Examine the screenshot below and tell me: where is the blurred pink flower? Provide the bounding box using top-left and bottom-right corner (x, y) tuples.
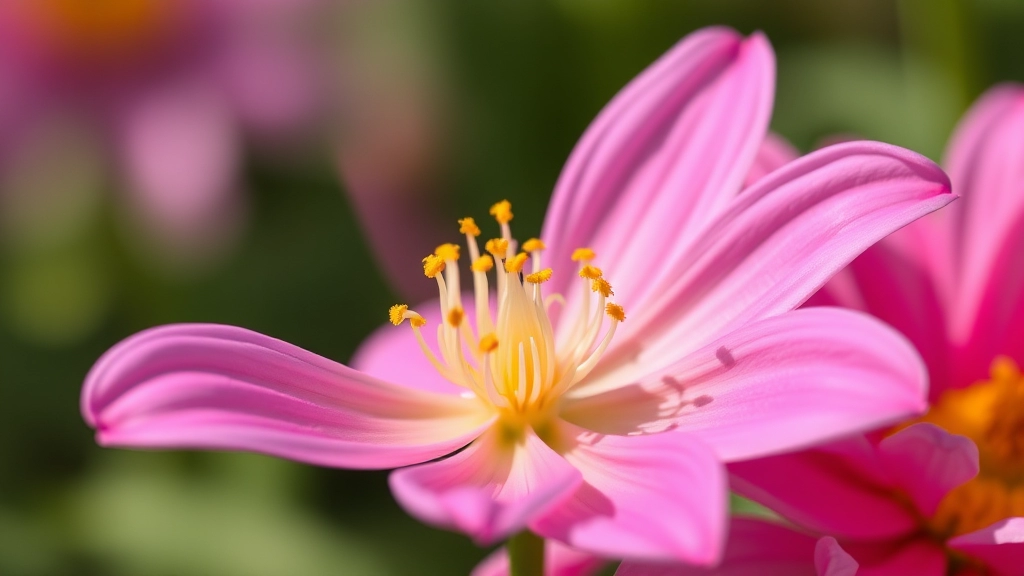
(0, 0), (325, 261)
(81, 27), (952, 565)
(695, 85), (1024, 575)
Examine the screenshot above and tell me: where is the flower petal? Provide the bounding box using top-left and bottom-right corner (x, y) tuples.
(814, 537), (858, 576)
(942, 85), (1024, 382)
(615, 518), (819, 576)
(842, 539), (947, 576)
(743, 132), (799, 189)
(83, 324), (494, 469)
(877, 423), (979, 517)
(471, 540), (605, 576)
(565, 307), (928, 463)
(389, 426), (582, 544)
(541, 27), (774, 328)
(532, 424), (726, 565)
(729, 445), (919, 540)
(589, 140), (952, 377)
(947, 517), (1024, 575)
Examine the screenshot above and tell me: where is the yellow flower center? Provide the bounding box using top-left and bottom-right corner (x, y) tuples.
(920, 357), (1024, 538)
(389, 200), (624, 442)
(17, 0), (180, 63)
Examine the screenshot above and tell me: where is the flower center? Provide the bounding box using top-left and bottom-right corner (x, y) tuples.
(16, 0), (180, 64)
(389, 200), (624, 438)
(920, 357), (1024, 538)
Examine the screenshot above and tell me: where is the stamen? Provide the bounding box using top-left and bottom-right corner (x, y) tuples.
(526, 269), (553, 284)
(579, 265), (603, 280)
(472, 255), (494, 272)
(389, 304), (408, 326)
(435, 243), (461, 261)
(422, 254), (446, 278)
(458, 217), (481, 237)
(571, 248), (596, 262)
(490, 200), (513, 224)
(480, 333), (499, 353)
(486, 238), (509, 258)
(592, 278), (614, 297)
(447, 307), (464, 327)
(606, 303), (626, 322)
(522, 238), (546, 252)
(505, 253), (529, 274)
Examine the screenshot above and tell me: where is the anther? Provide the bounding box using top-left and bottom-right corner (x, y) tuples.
(579, 265), (603, 280)
(526, 269), (553, 284)
(389, 304), (408, 326)
(447, 307), (464, 327)
(591, 278), (614, 297)
(571, 248), (596, 262)
(490, 200), (513, 224)
(422, 254), (446, 278)
(605, 303), (626, 322)
(485, 238), (509, 257)
(505, 252), (529, 274)
(992, 356), (1020, 382)
(435, 243), (461, 261)
(458, 217), (481, 237)
(410, 316), (427, 328)
(522, 238), (546, 252)
(479, 333), (499, 353)
(472, 255), (494, 272)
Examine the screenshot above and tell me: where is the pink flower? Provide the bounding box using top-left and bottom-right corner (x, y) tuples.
(0, 0), (325, 261)
(81, 27), (952, 565)
(640, 84), (1024, 575)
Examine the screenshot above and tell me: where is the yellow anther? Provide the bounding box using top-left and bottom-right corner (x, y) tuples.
(423, 254), (446, 278)
(505, 252), (529, 274)
(571, 248), (596, 262)
(592, 278), (614, 297)
(490, 200), (513, 224)
(479, 333), (499, 353)
(471, 255), (494, 272)
(435, 243), (461, 261)
(485, 238), (509, 257)
(992, 356), (1020, 382)
(522, 238), (546, 252)
(606, 303), (626, 322)
(389, 304), (408, 326)
(410, 316), (427, 328)
(458, 217), (481, 237)
(526, 269), (553, 284)
(579, 265), (603, 280)
(447, 307), (464, 327)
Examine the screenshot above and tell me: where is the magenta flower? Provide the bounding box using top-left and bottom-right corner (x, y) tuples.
(0, 0), (324, 259)
(633, 84), (1024, 575)
(82, 27), (952, 566)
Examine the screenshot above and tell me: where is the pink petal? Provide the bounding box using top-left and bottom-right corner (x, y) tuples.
(877, 423), (979, 517)
(942, 86), (1024, 382)
(814, 537), (858, 576)
(808, 221), (954, 399)
(472, 540), (605, 576)
(82, 324), (494, 469)
(729, 444), (918, 540)
(843, 539), (947, 576)
(590, 141), (952, 375)
(389, 427), (582, 544)
(947, 518), (1024, 575)
(532, 424), (726, 565)
(118, 80), (243, 254)
(615, 518), (819, 576)
(541, 27), (774, 328)
(565, 307), (928, 463)
(743, 132), (799, 189)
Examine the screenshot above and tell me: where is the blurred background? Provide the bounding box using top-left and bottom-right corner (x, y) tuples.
(0, 0), (1021, 574)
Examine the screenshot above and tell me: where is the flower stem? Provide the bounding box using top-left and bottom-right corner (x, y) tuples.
(508, 530), (544, 576)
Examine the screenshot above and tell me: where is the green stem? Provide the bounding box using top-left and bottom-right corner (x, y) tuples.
(508, 530), (544, 576)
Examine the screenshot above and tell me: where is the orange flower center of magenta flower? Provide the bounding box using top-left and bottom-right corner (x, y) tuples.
(18, 0), (181, 63)
(920, 357), (1024, 538)
(388, 201), (624, 443)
